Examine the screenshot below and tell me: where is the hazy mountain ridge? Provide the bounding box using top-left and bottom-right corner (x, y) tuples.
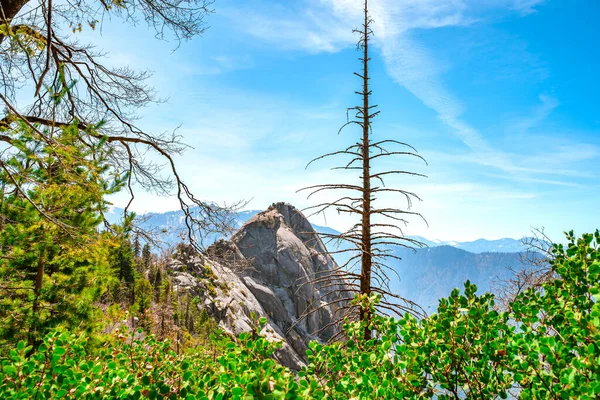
(408, 235), (527, 254)
(107, 207), (528, 254)
(108, 206), (532, 311)
(391, 246), (525, 311)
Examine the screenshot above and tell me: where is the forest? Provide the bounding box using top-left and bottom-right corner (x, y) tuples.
(1, 0), (599, 398)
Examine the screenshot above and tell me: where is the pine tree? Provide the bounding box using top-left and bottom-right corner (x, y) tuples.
(141, 243), (152, 271)
(0, 122), (122, 350)
(110, 234), (137, 304)
(133, 235), (141, 260)
(134, 278), (154, 333)
(153, 267), (163, 302)
(157, 278), (173, 340)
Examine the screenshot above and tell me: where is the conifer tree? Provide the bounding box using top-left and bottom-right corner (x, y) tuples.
(110, 237), (136, 302)
(134, 278), (154, 333)
(141, 243), (152, 271)
(156, 277), (173, 340)
(300, 0), (427, 339)
(152, 268), (163, 302)
(133, 235), (142, 260)
(0, 122), (120, 349)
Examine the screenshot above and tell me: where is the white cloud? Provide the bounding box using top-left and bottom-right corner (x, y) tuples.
(221, 2), (354, 53)
(223, 0), (564, 180)
(510, 0), (546, 15)
(512, 94), (559, 133)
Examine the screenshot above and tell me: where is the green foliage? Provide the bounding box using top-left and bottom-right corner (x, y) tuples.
(108, 222), (137, 304)
(150, 266), (163, 302)
(133, 235), (141, 260)
(508, 230), (600, 398)
(0, 319), (299, 399)
(2, 229), (600, 399)
(397, 285), (514, 399)
(135, 278), (154, 333)
(298, 230), (600, 399)
(141, 244), (152, 271)
(0, 122), (122, 351)
(299, 294), (409, 399)
(301, 288), (514, 399)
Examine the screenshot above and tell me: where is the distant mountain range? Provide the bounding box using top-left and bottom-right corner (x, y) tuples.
(409, 236), (527, 254)
(106, 207), (528, 254)
(106, 206), (535, 312)
(105, 207), (262, 245)
(390, 246), (525, 311)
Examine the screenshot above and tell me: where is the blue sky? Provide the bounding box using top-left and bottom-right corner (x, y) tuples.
(97, 0), (599, 242)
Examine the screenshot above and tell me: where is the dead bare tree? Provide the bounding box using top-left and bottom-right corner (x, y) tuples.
(298, 0), (427, 340)
(0, 0), (238, 250)
(492, 227), (557, 311)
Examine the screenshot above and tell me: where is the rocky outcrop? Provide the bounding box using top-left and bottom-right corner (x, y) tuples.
(167, 202), (350, 369)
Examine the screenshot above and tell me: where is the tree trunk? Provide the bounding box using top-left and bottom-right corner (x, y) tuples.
(359, 0), (372, 341)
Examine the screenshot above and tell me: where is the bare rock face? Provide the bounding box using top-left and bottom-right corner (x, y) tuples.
(230, 203), (349, 342)
(167, 202), (350, 369)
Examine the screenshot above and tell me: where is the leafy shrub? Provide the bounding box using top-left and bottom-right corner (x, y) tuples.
(301, 231), (600, 399)
(508, 230), (600, 399)
(299, 290), (513, 399)
(2, 231), (600, 399)
(0, 318), (298, 399)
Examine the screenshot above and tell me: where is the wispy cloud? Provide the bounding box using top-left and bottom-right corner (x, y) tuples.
(511, 94), (559, 133)
(223, 0), (568, 180)
(222, 2), (354, 53)
(510, 0), (546, 15)
(380, 33), (485, 150)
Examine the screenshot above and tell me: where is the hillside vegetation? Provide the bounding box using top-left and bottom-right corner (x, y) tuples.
(1, 226), (600, 398)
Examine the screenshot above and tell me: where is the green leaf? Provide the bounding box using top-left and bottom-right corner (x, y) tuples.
(3, 365), (17, 375)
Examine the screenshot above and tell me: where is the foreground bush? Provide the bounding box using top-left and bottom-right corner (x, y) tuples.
(2, 231), (599, 399)
(302, 231), (600, 399)
(0, 318), (299, 399)
(300, 287), (514, 399)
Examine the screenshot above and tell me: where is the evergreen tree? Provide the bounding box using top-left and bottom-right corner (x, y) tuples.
(0, 122), (123, 350)
(109, 230), (137, 304)
(156, 278), (173, 340)
(141, 243), (152, 271)
(133, 235), (141, 260)
(152, 267), (163, 302)
(134, 278), (154, 333)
